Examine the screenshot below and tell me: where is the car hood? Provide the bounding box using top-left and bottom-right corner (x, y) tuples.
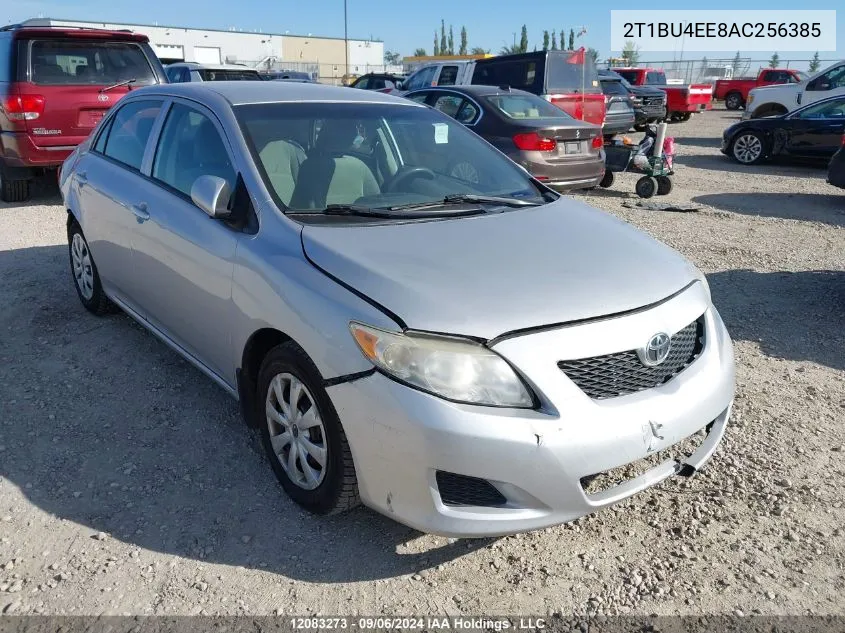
(300, 199), (700, 340)
(629, 85), (666, 97)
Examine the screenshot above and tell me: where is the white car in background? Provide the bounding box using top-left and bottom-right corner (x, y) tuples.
(164, 62), (263, 83)
(744, 60), (845, 119)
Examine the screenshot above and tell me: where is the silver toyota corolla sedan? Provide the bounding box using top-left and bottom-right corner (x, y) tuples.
(60, 82), (735, 537)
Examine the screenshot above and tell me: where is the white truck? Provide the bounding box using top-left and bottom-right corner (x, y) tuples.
(743, 60), (845, 119)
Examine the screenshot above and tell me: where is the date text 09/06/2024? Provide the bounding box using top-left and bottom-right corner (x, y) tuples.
(289, 617), (549, 631)
(622, 22), (822, 39)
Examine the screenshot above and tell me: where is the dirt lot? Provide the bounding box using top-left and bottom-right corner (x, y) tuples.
(1, 108), (843, 618)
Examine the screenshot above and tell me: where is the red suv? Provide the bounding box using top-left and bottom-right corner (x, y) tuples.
(0, 23), (167, 202)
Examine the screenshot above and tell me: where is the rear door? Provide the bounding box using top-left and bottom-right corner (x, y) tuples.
(16, 35), (161, 151)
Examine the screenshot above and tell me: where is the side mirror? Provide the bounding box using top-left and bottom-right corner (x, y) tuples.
(191, 175), (232, 219)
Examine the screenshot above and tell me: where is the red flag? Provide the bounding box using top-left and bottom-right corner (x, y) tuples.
(567, 46), (586, 64)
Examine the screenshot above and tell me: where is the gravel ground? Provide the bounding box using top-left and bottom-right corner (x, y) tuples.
(1, 108), (843, 618)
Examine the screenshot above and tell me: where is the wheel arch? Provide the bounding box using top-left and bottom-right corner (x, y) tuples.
(237, 327), (294, 428)
(751, 103), (788, 118)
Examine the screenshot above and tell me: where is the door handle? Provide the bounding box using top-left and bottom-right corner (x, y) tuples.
(130, 202), (150, 222)
(76, 171), (87, 186)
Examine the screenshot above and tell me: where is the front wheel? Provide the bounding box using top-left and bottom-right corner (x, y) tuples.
(258, 341), (359, 515)
(599, 170), (615, 188)
(731, 131), (766, 164)
(635, 176), (658, 198)
(68, 221), (116, 315)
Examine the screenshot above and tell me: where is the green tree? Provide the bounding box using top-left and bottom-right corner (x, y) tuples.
(414, 47), (426, 57)
(440, 20), (447, 56)
(731, 51), (742, 74)
(470, 46), (489, 55)
(621, 40), (640, 64)
(700, 56), (709, 73)
(586, 48), (599, 65)
(433, 31), (439, 56)
(448, 25), (454, 55)
(384, 51), (401, 65)
(459, 26), (468, 55)
(560, 30), (566, 49)
(542, 30), (550, 51)
(808, 51), (821, 73)
(568, 28), (575, 50)
(500, 43), (521, 55)
(519, 25), (528, 53)
(769, 52), (780, 68)
(551, 31), (557, 50)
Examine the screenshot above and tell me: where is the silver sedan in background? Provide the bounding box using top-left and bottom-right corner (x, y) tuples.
(60, 82), (735, 537)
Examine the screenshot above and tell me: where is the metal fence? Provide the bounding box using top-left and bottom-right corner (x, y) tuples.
(239, 59), (404, 85)
(602, 57), (840, 85)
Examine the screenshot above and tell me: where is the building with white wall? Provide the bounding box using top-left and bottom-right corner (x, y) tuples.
(26, 18), (385, 81)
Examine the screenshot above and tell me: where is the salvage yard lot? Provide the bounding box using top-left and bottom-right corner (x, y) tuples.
(0, 108), (843, 617)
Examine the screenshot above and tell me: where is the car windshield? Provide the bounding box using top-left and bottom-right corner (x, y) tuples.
(236, 102), (547, 214)
(795, 71), (810, 82)
(28, 39), (156, 86)
(198, 69), (260, 81)
(483, 94), (571, 119)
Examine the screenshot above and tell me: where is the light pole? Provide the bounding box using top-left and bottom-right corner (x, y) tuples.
(344, 0), (349, 79)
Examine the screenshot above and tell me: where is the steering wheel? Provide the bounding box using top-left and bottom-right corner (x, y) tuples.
(385, 166), (436, 192)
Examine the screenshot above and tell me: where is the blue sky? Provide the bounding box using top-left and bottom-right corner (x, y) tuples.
(6, 0), (843, 68)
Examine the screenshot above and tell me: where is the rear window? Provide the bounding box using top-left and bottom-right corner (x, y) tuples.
(198, 69), (260, 81)
(484, 94), (571, 120)
(645, 71), (666, 85)
(27, 39), (156, 86)
(614, 70), (638, 84)
(600, 79), (629, 96)
(546, 52), (600, 94)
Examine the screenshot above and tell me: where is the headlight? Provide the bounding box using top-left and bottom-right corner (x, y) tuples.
(349, 323), (535, 408)
(747, 93), (755, 105)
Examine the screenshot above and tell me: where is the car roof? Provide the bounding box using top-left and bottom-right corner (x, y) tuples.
(407, 85), (536, 98)
(0, 24), (148, 42)
(132, 81), (426, 107)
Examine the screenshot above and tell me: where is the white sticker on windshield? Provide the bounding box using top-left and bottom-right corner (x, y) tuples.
(433, 123), (449, 144)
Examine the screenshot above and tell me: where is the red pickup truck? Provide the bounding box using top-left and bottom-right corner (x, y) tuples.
(713, 68), (808, 110)
(611, 67), (712, 122)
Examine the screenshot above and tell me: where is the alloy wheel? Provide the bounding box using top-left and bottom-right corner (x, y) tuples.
(265, 372), (328, 490)
(71, 233), (95, 300)
(733, 134), (762, 164)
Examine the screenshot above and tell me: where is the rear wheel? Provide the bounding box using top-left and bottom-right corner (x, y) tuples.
(656, 175), (673, 195)
(0, 165), (31, 203)
(258, 341), (359, 515)
(599, 170), (615, 188)
(635, 176), (658, 198)
(68, 220), (117, 315)
(725, 92), (743, 110)
(731, 131), (766, 164)
(676, 112), (692, 122)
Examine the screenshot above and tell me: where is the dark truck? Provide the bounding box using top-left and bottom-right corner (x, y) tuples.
(599, 69), (666, 130)
(714, 68), (808, 110)
(611, 67), (712, 122)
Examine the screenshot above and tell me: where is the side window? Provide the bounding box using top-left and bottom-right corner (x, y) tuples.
(798, 98), (845, 119)
(165, 66), (182, 82)
(432, 94), (463, 119)
(438, 66), (459, 86)
(0, 35), (11, 83)
(152, 103), (235, 198)
(355, 77), (370, 89)
(101, 100), (162, 171)
(762, 71), (776, 82)
(408, 92), (431, 104)
(809, 65), (845, 91)
(456, 100), (479, 124)
(93, 115), (115, 154)
(406, 66), (436, 91)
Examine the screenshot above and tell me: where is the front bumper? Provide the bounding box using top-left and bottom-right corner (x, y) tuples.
(328, 282), (735, 537)
(635, 104), (667, 124)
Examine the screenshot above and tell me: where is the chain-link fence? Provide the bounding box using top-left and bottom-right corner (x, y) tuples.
(239, 59), (404, 85)
(602, 57), (840, 85)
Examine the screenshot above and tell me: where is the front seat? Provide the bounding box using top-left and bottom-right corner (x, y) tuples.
(288, 119), (379, 209)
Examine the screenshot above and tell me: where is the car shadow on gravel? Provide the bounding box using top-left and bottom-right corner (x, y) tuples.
(676, 153), (829, 177)
(693, 192), (845, 226)
(0, 244), (497, 584)
(676, 137), (722, 149)
(707, 269), (845, 371)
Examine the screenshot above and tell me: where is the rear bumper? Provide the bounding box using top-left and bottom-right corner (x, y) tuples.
(0, 131), (76, 170)
(509, 150), (605, 191)
(671, 102), (712, 113)
(603, 112), (636, 136)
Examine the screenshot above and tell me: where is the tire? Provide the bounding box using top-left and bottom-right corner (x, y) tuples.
(676, 112), (692, 122)
(599, 170), (615, 188)
(0, 168), (31, 203)
(67, 220), (117, 315)
(257, 341), (359, 515)
(656, 175), (673, 195)
(635, 176), (658, 198)
(731, 131), (767, 165)
(725, 92), (743, 110)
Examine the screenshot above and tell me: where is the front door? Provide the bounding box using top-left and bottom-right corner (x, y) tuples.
(786, 97), (845, 158)
(128, 100), (241, 382)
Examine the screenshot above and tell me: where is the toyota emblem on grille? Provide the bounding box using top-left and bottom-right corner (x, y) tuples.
(637, 332), (671, 367)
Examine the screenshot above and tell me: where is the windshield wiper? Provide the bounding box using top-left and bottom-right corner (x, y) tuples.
(388, 193), (541, 212)
(297, 204), (487, 219)
(100, 78), (136, 93)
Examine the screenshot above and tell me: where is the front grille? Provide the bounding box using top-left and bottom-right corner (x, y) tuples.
(558, 317), (705, 400)
(643, 96), (666, 106)
(436, 471), (507, 507)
